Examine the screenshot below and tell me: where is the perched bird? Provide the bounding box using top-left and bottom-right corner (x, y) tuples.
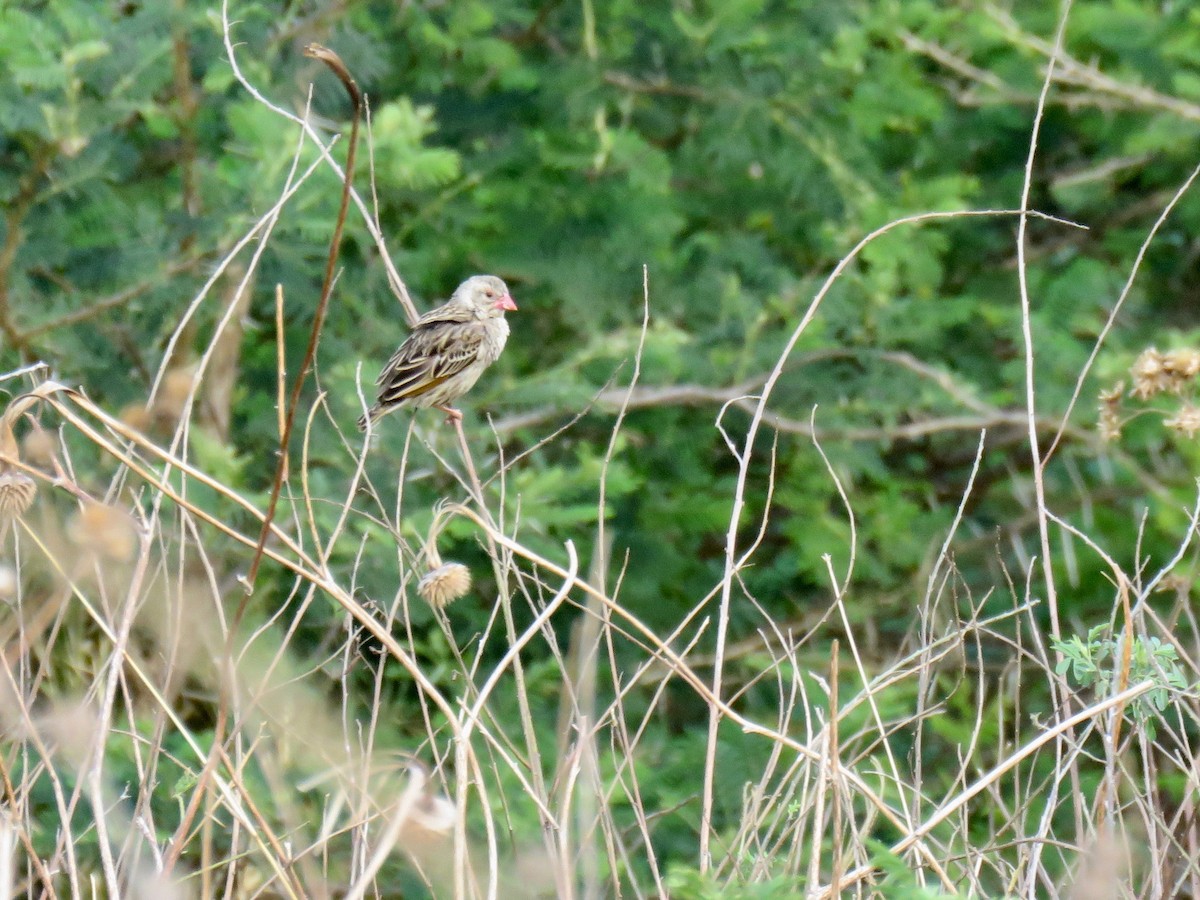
(358, 275), (517, 429)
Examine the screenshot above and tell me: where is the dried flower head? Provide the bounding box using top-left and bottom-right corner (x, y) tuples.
(1130, 346), (1200, 399)
(1098, 409), (1121, 442)
(1099, 382), (1124, 405)
(417, 562), (471, 610)
(1130, 348), (1169, 399)
(157, 367), (196, 423)
(1162, 348), (1200, 385)
(1165, 404), (1200, 439)
(119, 403), (153, 433)
(409, 783), (457, 835)
(1098, 381), (1124, 442)
(21, 428), (56, 468)
(68, 502), (139, 561)
(0, 470), (37, 519)
(388, 760), (457, 835)
(0, 563), (15, 602)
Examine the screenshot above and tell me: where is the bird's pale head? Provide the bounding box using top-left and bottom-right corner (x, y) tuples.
(454, 274), (517, 317)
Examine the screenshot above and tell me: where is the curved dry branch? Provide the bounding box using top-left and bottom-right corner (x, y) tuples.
(246, 43), (362, 593)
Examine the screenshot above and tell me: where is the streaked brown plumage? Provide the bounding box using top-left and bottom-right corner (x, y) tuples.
(358, 275), (517, 429)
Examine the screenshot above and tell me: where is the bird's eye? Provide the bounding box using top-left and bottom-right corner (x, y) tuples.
(483, 289), (494, 297)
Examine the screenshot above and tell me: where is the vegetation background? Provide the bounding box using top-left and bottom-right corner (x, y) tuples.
(2, 0), (1200, 897)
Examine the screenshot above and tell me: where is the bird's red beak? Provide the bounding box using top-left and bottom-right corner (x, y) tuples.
(495, 293), (517, 312)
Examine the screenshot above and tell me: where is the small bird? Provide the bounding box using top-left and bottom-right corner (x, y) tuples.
(358, 275), (517, 429)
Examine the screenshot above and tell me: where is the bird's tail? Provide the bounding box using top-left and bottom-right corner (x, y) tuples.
(357, 405), (383, 432)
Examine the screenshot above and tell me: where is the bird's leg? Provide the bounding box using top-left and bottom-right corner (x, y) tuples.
(437, 405), (464, 425)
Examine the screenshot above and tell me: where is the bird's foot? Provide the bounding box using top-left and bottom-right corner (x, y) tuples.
(437, 405), (464, 425)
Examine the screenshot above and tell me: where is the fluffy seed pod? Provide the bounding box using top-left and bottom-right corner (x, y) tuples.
(1130, 348), (1169, 399)
(417, 562), (471, 611)
(0, 470), (37, 519)
(68, 502), (138, 561)
(119, 403), (153, 432)
(0, 562), (15, 601)
(21, 428), (56, 467)
(1162, 348), (1200, 385)
(1165, 404), (1200, 439)
(1098, 382), (1124, 442)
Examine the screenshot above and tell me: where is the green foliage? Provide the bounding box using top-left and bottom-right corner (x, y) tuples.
(6, 0), (1200, 893)
(665, 866), (803, 900)
(1053, 625), (1190, 735)
(866, 841), (973, 899)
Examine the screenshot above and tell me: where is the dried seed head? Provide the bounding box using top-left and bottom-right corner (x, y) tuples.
(417, 562), (471, 611)
(1131, 347), (1200, 399)
(154, 367), (196, 426)
(1162, 348), (1200, 385)
(391, 760), (456, 835)
(21, 428), (56, 468)
(1098, 381), (1124, 442)
(410, 786), (457, 835)
(1099, 382), (1124, 406)
(119, 403), (153, 432)
(0, 470), (37, 519)
(1165, 404), (1200, 439)
(0, 563), (15, 602)
(1098, 407), (1121, 442)
(68, 502), (139, 561)
(1131, 348), (1169, 399)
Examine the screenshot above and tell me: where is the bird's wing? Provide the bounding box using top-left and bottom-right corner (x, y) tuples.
(413, 301), (475, 329)
(376, 317), (485, 404)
